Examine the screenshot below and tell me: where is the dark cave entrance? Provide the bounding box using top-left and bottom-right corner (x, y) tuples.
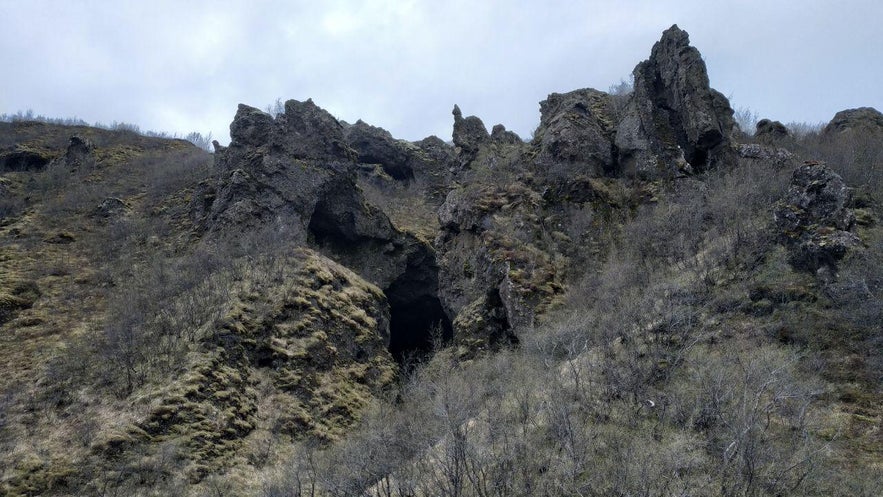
(0, 150), (50, 172)
(386, 289), (452, 364)
(384, 260), (453, 364)
(306, 196), (453, 364)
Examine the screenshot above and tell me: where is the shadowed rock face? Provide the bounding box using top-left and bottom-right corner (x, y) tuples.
(229, 104), (274, 147)
(616, 24), (735, 178)
(0, 149), (52, 172)
(274, 99), (356, 161)
(344, 120), (414, 180)
(491, 124), (522, 145)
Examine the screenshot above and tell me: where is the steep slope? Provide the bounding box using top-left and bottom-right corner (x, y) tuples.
(1, 24), (880, 497)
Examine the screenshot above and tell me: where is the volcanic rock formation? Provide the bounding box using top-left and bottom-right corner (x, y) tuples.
(615, 24), (736, 178)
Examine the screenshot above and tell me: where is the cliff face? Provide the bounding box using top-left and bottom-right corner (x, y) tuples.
(0, 25), (879, 497)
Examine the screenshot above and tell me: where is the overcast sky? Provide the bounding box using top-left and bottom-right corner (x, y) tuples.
(2, 1), (881, 144)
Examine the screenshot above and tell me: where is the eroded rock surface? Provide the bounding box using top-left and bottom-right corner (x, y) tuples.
(755, 119), (789, 143)
(197, 99), (452, 363)
(616, 24), (736, 178)
(345, 120), (414, 180)
(774, 161), (859, 271)
(452, 104), (490, 162)
(823, 107), (883, 136)
(534, 89), (618, 176)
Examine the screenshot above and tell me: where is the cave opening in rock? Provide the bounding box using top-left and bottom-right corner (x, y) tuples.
(386, 291), (452, 364)
(0, 151), (51, 172)
(307, 196), (453, 363)
(384, 257), (453, 364)
(687, 147), (708, 171)
(308, 197), (358, 248)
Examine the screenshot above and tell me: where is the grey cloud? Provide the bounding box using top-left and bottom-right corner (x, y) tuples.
(1, 0), (880, 144)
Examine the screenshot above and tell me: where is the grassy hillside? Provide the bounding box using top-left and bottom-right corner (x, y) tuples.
(0, 111), (880, 495)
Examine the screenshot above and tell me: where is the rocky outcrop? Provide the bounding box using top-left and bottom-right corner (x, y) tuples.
(275, 99), (355, 161)
(436, 180), (565, 345)
(344, 120), (414, 180)
(91, 197), (129, 220)
(415, 135), (455, 164)
(774, 161), (859, 271)
(228, 104), (274, 147)
(491, 124), (522, 145)
(534, 89), (618, 176)
(32, 135), (96, 173)
(615, 24), (736, 179)
(738, 143), (796, 168)
(197, 99), (452, 362)
(452, 105), (490, 161)
(200, 100), (361, 237)
(822, 107), (883, 136)
(62, 136), (93, 168)
(755, 119), (789, 143)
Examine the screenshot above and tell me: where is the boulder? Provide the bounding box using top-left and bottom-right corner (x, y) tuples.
(774, 161), (859, 271)
(91, 197), (129, 220)
(738, 143), (796, 168)
(615, 25), (736, 179)
(534, 88), (617, 176)
(822, 107), (883, 136)
(755, 119), (789, 143)
(51, 135), (95, 172)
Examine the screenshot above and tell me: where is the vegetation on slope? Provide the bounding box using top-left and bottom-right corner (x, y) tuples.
(258, 125), (882, 497)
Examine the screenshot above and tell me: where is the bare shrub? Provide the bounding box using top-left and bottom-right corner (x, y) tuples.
(668, 345), (825, 497)
(608, 77), (633, 120)
(0, 192), (25, 222)
(817, 129), (883, 193)
(140, 148), (213, 203)
(733, 106), (759, 137)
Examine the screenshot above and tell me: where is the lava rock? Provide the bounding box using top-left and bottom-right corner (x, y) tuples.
(272, 99), (355, 161)
(615, 25), (736, 179)
(452, 104), (490, 159)
(491, 124), (522, 145)
(822, 107), (883, 136)
(91, 197), (129, 220)
(229, 104), (274, 147)
(755, 119), (789, 143)
(738, 143), (796, 168)
(344, 120), (413, 180)
(774, 161), (859, 271)
(534, 88), (617, 176)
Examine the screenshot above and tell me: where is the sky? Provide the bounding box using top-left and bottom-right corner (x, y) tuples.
(2, 0), (881, 145)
